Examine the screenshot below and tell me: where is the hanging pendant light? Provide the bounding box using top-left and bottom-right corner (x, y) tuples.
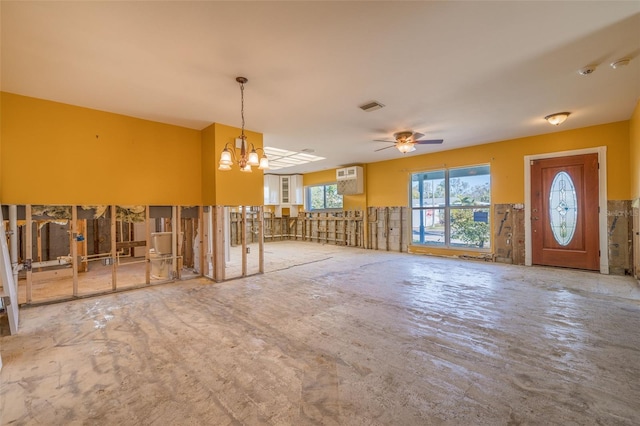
(218, 77), (269, 171)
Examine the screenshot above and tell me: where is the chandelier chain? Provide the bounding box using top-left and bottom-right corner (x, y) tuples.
(239, 80), (245, 138)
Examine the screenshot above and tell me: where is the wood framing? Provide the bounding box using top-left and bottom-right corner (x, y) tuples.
(111, 205), (117, 290)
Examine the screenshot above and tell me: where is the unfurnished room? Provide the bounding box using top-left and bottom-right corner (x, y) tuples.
(1, 1), (640, 425)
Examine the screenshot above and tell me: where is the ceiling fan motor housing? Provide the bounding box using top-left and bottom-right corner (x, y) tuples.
(393, 131), (414, 141)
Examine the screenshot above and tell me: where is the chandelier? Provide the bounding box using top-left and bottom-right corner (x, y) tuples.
(218, 77), (269, 172)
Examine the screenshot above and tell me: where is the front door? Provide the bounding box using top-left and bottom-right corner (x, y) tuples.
(531, 154), (599, 270)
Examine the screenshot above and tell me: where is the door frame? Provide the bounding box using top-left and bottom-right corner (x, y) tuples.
(524, 146), (608, 274)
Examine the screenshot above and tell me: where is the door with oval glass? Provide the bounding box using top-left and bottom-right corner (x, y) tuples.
(531, 153), (599, 270)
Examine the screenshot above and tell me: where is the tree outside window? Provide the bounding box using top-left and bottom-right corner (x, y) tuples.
(306, 184), (343, 211)
(411, 166), (490, 249)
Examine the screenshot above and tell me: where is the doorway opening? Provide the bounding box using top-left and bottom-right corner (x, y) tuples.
(524, 147), (608, 273)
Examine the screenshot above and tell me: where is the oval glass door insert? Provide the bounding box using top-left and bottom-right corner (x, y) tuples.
(548, 171), (577, 246)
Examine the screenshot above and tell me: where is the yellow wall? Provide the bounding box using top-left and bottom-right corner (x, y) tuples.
(629, 100), (640, 200)
(0, 93), (265, 207)
(2, 91), (633, 214)
(212, 123), (264, 206)
(201, 123), (217, 205)
(303, 166), (367, 211)
(0, 92), (3, 202)
(367, 121), (630, 206)
(1, 92), (202, 205)
(303, 169), (335, 187)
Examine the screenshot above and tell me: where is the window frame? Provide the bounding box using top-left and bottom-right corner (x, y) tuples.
(411, 164), (491, 250)
(305, 183), (344, 212)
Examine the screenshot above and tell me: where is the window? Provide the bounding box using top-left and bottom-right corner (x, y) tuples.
(306, 183), (343, 211)
(411, 165), (490, 249)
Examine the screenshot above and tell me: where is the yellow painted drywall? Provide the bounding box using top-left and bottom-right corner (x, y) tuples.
(303, 169), (335, 187)
(303, 167), (366, 211)
(367, 121), (631, 206)
(629, 100), (640, 200)
(1, 92), (202, 205)
(0, 92), (3, 203)
(213, 123), (264, 206)
(201, 123), (217, 206)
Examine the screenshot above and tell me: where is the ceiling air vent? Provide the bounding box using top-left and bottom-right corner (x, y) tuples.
(359, 101), (385, 112)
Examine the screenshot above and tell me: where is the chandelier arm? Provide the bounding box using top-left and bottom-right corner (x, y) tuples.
(227, 142), (238, 161)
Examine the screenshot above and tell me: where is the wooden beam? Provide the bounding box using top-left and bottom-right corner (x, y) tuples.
(0, 207), (19, 334)
(174, 206), (179, 279)
(198, 206), (205, 277)
(241, 207), (247, 277)
(71, 206), (78, 296)
(26, 205), (33, 303)
(115, 240), (147, 249)
(111, 205), (117, 290)
(213, 206), (225, 282)
(258, 206), (264, 274)
(145, 205), (150, 284)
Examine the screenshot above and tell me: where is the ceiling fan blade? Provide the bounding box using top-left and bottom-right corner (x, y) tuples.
(374, 145), (395, 152)
(373, 139), (396, 143)
(412, 132), (425, 140)
(415, 139), (444, 144)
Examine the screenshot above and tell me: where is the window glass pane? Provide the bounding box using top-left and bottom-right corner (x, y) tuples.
(449, 208), (490, 248)
(325, 184), (343, 209)
(412, 208), (445, 245)
(411, 165), (490, 250)
(309, 186), (325, 210)
(307, 184), (343, 210)
(449, 166), (491, 206)
(411, 170), (445, 207)
(548, 171), (577, 246)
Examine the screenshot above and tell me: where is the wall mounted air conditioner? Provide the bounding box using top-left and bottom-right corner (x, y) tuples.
(336, 166), (364, 195)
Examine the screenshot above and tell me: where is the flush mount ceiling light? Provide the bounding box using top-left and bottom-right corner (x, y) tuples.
(218, 77), (269, 172)
(610, 58), (631, 69)
(544, 112), (571, 126)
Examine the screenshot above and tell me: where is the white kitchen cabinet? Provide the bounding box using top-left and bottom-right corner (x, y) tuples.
(263, 174), (280, 205)
(264, 174), (302, 205)
(278, 174), (303, 205)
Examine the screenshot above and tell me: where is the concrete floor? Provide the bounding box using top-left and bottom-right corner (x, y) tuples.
(1, 241), (640, 425)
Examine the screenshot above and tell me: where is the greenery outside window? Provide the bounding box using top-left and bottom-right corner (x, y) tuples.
(411, 165), (491, 249)
(306, 183), (343, 211)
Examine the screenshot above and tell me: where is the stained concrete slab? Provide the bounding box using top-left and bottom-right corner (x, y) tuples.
(2, 242), (640, 425)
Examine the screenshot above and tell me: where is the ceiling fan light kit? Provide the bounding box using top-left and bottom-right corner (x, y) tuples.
(373, 131), (444, 153)
(397, 142), (416, 154)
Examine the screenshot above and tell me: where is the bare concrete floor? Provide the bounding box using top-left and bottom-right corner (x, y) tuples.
(2, 242), (640, 425)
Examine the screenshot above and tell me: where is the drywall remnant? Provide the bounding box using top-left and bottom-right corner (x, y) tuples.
(607, 200), (633, 275)
(493, 204), (525, 265)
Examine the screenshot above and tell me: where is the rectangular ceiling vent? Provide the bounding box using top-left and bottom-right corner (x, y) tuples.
(359, 101), (385, 112)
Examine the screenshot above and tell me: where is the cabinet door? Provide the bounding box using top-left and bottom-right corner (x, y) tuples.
(290, 175), (303, 205)
(264, 175), (280, 205)
(280, 176), (290, 204)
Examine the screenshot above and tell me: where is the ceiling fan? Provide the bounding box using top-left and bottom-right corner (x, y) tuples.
(374, 131), (443, 154)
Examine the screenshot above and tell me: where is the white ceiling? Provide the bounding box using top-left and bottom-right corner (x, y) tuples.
(2, 2), (639, 174)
